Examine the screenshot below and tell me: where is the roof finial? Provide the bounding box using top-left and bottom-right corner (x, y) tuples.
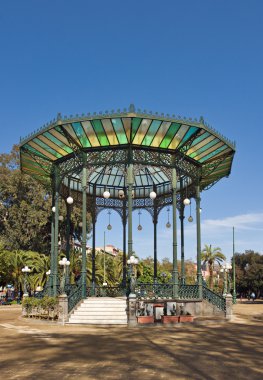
(129, 104), (135, 113)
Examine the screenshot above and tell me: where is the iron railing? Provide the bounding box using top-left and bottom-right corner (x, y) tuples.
(202, 285), (226, 312)
(87, 286), (126, 298)
(135, 283), (201, 300)
(178, 285), (199, 299)
(68, 284), (82, 313)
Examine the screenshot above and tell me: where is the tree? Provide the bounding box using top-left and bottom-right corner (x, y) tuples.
(201, 244), (226, 289)
(235, 250), (263, 298)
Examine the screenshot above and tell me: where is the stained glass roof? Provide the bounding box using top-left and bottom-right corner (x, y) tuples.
(19, 105), (235, 195)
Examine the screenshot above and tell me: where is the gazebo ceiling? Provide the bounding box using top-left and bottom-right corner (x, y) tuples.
(19, 105), (235, 195)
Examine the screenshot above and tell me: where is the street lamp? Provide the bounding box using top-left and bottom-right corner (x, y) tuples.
(22, 266), (31, 297)
(127, 255), (139, 294)
(59, 257), (70, 295)
(220, 262), (232, 296)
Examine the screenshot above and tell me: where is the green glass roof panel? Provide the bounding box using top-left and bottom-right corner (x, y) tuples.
(178, 126), (198, 148)
(190, 138), (219, 159)
(81, 121), (100, 147)
(101, 119), (119, 145)
(43, 131), (73, 154)
(191, 131), (210, 147)
(131, 118), (142, 142)
(151, 121), (172, 147)
(72, 122), (91, 148)
(160, 122), (181, 149)
(24, 143), (53, 161)
(200, 145), (228, 163)
(141, 120), (162, 146)
(33, 138), (62, 159)
(112, 118), (128, 145)
(91, 120), (109, 146)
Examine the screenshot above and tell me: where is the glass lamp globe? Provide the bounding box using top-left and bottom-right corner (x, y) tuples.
(150, 191), (157, 200)
(79, 222), (83, 228)
(103, 190), (110, 199)
(188, 216), (193, 222)
(166, 222), (171, 228)
(107, 224), (112, 230)
(118, 190), (125, 199)
(52, 206), (56, 213)
(137, 224), (142, 231)
(183, 198), (190, 206)
(66, 196), (73, 204)
(58, 215), (64, 221)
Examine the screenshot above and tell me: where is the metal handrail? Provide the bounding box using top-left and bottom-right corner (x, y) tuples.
(202, 285), (226, 312)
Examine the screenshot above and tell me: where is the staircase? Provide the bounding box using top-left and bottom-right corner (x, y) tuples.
(68, 297), (128, 325)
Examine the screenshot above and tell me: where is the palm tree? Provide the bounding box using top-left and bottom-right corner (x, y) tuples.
(201, 244), (226, 289)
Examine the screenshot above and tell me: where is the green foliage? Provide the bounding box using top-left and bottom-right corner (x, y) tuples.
(235, 250), (263, 297)
(201, 244), (226, 289)
(22, 296), (58, 318)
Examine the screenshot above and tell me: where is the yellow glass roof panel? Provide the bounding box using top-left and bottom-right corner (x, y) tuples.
(37, 135), (69, 156)
(132, 119), (152, 145)
(151, 121), (171, 147)
(188, 135), (216, 156)
(27, 141), (57, 160)
(101, 119), (119, 145)
(122, 118), (131, 143)
(81, 121), (100, 147)
(195, 141), (224, 161)
(168, 124), (189, 149)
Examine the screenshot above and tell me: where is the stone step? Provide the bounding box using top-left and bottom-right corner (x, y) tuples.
(68, 319), (127, 325)
(70, 314), (127, 320)
(68, 297), (128, 325)
(72, 310), (127, 315)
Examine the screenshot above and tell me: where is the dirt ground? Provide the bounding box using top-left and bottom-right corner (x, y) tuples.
(0, 302), (262, 380)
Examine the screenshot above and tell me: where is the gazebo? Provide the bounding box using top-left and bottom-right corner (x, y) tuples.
(19, 104), (235, 319)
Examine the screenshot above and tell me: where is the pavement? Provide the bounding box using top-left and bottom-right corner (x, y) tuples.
(0, 302), (262, 380)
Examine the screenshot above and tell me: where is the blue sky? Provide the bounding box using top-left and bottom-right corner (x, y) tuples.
(0, 0), (262, 261)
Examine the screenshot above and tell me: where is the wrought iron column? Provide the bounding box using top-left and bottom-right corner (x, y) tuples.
(53, 165), (60, 297)
(65, 177), (71, 261)
(195, 183), (203, 299)
(127, 164), (133, 259)
(172, 168), (179, 298)
(49, 189), (55, 296)
(153, 202), (158, 282)
(232, 226), (236, 304)
(122, 200), (127, 287)
(179, 201), (185, 285)
(91, 193), (96, 291)
(81, 153), (87, 298)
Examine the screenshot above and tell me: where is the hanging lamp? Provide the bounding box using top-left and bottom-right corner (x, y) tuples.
(166, 207), (171, 228)
(137, 210), (142, 231)
(107, 210), (112, 230)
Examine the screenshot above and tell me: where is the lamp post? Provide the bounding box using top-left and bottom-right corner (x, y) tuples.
(103, 230), (107, 286)
(220, 262), (232, 296)
(21, 266), (31, 297)
(127, 255), (139, 295)
(232, 226), (237, 304)
(59, 257), (70, 295)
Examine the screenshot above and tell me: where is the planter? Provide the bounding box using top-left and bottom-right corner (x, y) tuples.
(179, 315), (194, 323)
(137, 315), (155, 324)
(161, 315), (179, 324)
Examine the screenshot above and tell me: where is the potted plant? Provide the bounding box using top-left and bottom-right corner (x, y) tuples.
(178, 305), (194, 323)
(161, 304), (179, 324)
(137, 304), (154, 324)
